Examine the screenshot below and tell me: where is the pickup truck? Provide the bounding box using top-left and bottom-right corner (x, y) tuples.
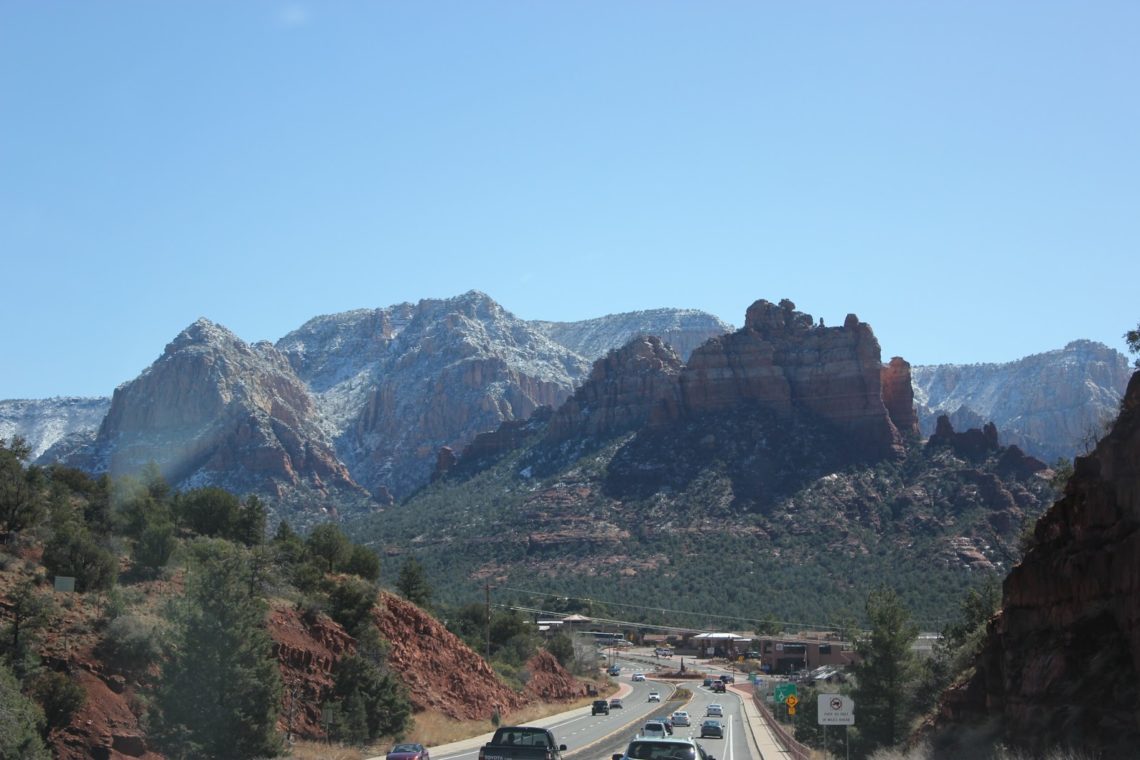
(478, 726), (567, 760)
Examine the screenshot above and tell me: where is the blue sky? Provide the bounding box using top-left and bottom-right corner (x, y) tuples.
(2, 2), (1137, 399)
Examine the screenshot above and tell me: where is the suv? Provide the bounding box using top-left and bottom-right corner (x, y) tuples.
(640, 721), (669, 739)
(592, 699), (610, 716)
(612, 736), (716, 760)
(632, 672), (646, 682)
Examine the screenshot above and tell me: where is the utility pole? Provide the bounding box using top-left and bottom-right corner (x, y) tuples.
(485, 582), (492, 660)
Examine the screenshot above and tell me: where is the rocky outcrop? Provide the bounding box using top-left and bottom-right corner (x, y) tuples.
(546, 336), (684, 442)
(927, 416), (1000, 462)
(531, 308), (731, 362)
(677, 299), (905, 459)
(913, 340), (1131, 463)
(523, 649), (588, 702)
(881, 356), (920, 437)
(936, 370), (1140, 755)
(374, 592), (528, 720)
(81, 318), (365, 513)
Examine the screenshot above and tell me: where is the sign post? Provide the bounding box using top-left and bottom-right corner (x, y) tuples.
(817, 694), (855, 760)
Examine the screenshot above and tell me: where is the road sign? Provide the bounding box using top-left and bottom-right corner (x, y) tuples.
(818, 694), (855, 725)
(785, 695), (798, 708)
(787, 706), (796, 715)
(774, 683), (798, 702)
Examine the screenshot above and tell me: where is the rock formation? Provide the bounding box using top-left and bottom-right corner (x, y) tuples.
(677, 299), (905, 459)
(881, 356), (921, 436)
(0, 397), (109, 460)
(935, 370), (1140, 755)
(82, 318), (365, 512)
(545, 336), (684, 442)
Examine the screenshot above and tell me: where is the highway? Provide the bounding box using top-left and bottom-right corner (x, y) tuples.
(425, 651), (770, 760)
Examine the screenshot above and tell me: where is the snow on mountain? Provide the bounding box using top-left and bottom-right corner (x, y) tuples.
(0, 397), (110, 460)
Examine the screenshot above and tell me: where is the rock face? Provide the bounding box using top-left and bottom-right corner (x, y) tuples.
(531, 308), (732, 362)
(677, 299), (904, 459)
(81, 318), (363, 510)
(0, 397), (109, 460)
(546, 336), (684, 442)
(913, 340), (1131, 463)
(278, 291), (590, 500)
(881, 356), (921, 437)
(937, 370), (1140, 755)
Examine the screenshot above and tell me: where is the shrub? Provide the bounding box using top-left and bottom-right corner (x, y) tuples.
(98, 614), (165, 678)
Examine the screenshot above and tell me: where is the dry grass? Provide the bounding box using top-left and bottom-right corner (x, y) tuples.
(286, 694), (607, 759)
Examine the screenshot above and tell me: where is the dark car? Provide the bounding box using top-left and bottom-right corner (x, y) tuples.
(699, 720), (724, 739)
(592, 699), (611, 715)
(389, 744), (430, 760)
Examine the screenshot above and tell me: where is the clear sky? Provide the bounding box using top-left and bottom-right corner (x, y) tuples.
(2, 2), (1136, 399)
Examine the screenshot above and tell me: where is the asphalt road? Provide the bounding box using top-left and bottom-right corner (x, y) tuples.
(431, 657), (755, 760)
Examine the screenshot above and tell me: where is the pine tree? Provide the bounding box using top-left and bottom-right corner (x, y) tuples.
(851, 587), (920, 755)
(0, 662), (49, 759)
(395, 557), (432, 606)
(156, 540), (282, 759)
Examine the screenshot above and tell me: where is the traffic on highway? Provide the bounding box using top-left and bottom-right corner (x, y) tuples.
(424, 648), (764, 760)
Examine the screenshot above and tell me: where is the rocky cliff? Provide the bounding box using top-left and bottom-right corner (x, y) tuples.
(677, 299), (904, 459)
(933, 369), (1140, 756)
(531, 307), (732, 362)
(913, 340), (1131, 464)
(278, 291), (591, 500)
(79, 318), (365, 513)
(545, 336), (684, 443)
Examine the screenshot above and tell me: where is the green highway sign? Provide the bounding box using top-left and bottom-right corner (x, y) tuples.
(774, 683), (798, 702)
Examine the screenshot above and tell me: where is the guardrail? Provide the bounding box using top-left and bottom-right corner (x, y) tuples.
(751, 691), (813, 760)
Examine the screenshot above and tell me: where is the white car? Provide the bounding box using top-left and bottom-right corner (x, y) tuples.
(632, 672), (646, 682)
(648, 691), (661, 702)
(641, 721), (669, 739)
(706, 704), (723, 717)
(671, 710), (691, 727)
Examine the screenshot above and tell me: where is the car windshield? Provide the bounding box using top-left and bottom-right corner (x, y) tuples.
(392, 745), (421, 753)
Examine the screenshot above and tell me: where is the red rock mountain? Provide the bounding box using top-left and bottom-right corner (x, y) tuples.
(935, 369), (1140, 755)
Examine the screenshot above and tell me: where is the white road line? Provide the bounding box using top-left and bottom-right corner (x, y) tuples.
(724, 716), (733, 760)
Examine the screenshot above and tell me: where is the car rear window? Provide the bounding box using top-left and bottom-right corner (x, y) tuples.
(627, 741), (696, 760)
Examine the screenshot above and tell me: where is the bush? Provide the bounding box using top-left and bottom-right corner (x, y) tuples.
(98, 614), (164, 678)
(27, 670), (85, 734)
(42, 524), (117, 592)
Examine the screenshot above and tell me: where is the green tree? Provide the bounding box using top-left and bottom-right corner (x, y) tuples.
(345, 545), (381, 582)
(851, 587), (920, 755)
(0, 662), (49, 759)
(395, 557), (431, 606)
(545, 633), (574, 668)
(0, 437), (46, 534)
(134, 517), (177, 573)
(327, 577), (378, 638)
(306, 523), (352, 573)
(0, 578), (56, 678)
(328, 653), (411, 744)
(155, 540), (282, 759)
(1126, 321), (1140, 367)
(176, 487), (241, 539)
(27, 669), (86, 735)
(234, 495), (267, 546)
(42, 523), (118, 592)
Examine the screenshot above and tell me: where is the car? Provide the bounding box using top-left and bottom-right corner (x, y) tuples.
(610, 698), (624, 709)
(720, 674), (734, 684)
(611, 736), (716, 760)
(388, 743), (430, 760)
(641, 721), (669, 739)
(671, 710), (690, 726)
(702, 677), (713, 687)
(706, 704), (723, 717)
(654, 716), (675, 735)
(607, 665), (622, 676)
(710, 680), (726, 693)
(647, 691), (661, 702)
(592, 699), (610, 715)
(699, 720), (724, 739)
(655, 647), (674, 657)
(632, 672), (646, 682)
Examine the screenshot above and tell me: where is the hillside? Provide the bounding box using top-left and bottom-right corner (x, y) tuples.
(929, 369), (1140, 756)
(349, 301), (1060, 626)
